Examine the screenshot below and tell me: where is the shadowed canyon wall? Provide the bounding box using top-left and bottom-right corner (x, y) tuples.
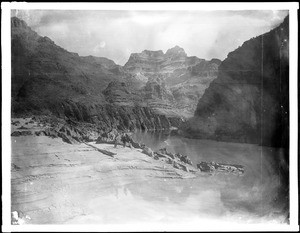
(181, 16), (289, 149)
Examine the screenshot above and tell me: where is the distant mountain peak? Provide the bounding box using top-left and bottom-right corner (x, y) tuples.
(165, 45), (187, 57)
(170, 45), (183, 50)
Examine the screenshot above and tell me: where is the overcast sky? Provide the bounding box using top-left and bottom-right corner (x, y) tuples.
(12, 10), (288, 65)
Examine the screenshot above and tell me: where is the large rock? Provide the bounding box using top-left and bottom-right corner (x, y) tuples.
(142, 147), (154, 157)
(197, 162), (244, 176)
(181, 16), (289, 148)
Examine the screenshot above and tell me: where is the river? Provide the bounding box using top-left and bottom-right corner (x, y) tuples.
(66, 130), (289, 226)
(130, 130), (289, 224)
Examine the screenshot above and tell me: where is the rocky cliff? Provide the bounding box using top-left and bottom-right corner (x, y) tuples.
(11, 17), (183, 130)
(124, 46), (221, 115)
(11, 17), (121, 109)
(181, 16), (289, 148)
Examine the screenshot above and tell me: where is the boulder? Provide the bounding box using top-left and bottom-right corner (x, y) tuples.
(158, 148), (176, 159)
(131, 141), (142, 149)
(44, 128), (58, 138)
(197, 162), (212, 172)
(158, 148), (168, 154)
(197, 161), (244, 175)
(182, 164), (189, 172)
(34, 131), (46, 136)
(173, 162), (180, 169)
(180, 155), (193, 166)
(142, 147), (154, 157)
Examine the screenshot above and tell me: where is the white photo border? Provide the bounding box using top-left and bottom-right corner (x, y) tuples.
(1, 2), (299, 232)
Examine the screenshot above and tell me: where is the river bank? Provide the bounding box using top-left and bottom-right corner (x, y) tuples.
(10, 116), (288, 225)
(11, 117), (200, 224)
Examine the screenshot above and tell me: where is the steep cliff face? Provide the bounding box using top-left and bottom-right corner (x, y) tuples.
(44, 100), (179, 131)
(124, 46), (219, 87)
(141, 77), (184, 118)
(11, 17), (123, 110)
(170, 58), (221, 113)
(124, 50), (165, 73)
(124, 46), (221, 114)
(100, 81), (182, 128)
(143, 77), (175, 104)
(103, 81), (144, 107)
(181, 16), (289, 148)
(11, 17), (183, 130)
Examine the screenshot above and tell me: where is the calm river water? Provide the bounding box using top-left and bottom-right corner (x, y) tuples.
(131, 130), (289, 222)
(66, 130), (289, 225)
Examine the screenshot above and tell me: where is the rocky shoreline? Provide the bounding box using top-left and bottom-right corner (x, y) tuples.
(11, 116), (201, 224)
(11, 115), (245, 177)
(11, 116), (197, 174)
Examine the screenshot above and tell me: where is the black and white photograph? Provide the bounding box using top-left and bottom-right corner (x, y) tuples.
(1, 2), (299, 232)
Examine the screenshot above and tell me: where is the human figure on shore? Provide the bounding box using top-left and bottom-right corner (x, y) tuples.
(121, 132), (127, 148)
(100, 130), (110, 142)
(121, 132), (133, 149)
(114, 131), (121, 148)
(126, 133), (133, 149)
(110, 128), (118, 141)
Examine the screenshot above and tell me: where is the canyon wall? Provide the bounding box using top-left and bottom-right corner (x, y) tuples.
(11, 17), (184, 130)
(180, 16), (289, 148)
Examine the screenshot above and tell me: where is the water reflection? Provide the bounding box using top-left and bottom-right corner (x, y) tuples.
(66, 176), (287, 224)
(66, 130), (288, 224)
(131, 130), (289, 223)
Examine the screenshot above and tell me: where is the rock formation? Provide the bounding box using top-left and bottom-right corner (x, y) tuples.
(11, 17), (184, 130)
(197, 161), (244, 175)
(124, 46), (221, 115)
(181, 16), (289, 148)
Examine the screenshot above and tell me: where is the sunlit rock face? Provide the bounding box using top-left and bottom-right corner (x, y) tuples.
(101, 80), (182, 130)
(181, 16), (289, 148)
(124, 45), (221, 115)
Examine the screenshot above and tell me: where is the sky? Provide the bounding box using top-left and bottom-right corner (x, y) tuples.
(12, 10), (288, 65)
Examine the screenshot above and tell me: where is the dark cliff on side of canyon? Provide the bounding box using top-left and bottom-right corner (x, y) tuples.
(180, 16), (289, 149)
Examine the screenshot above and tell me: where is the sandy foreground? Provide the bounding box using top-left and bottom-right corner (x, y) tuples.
(11, 117), (202, 224)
